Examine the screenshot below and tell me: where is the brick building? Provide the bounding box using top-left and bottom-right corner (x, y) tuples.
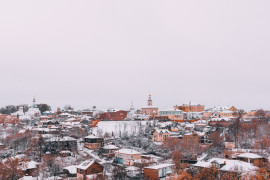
(99, 110), (127, 121)
(84, 135), (104, 150)
(77, 160), (103, 180)
(43, 136), (77, 154)
(141, 94), (158, 117)
(182, 131), (207, 144)
(144, 164), (174, 180)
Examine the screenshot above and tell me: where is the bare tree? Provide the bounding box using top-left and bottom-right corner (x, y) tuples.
(232, 109), (245, 148)
(255, 109), (269, 124)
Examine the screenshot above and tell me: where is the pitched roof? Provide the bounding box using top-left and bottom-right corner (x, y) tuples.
(77, 160), (95, 170)
(103, 144), (118, 150)
(237, 153), (263, 159)
(208, 158), (258, 173)
(154, 129), (169, 134)
(84, 134), (100, 139)
(144, 164), (174, 170)
(64, 165), (78, 174)
(116, 148), (141, 155)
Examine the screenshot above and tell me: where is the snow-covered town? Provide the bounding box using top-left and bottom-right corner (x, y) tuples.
(1, 95), (270, 179)
(1, 0), (270, 179)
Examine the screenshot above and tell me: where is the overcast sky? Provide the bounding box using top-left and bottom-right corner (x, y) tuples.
(0, 0), (270, 111)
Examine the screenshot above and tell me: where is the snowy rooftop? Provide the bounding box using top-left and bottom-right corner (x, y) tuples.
(210, 117), (231, 121)
(237, 153), (263, 159)
(126, 166), (140, 171)
(209, 158), (258, 173)
(194, 158), (258, 173)
(20, 161), (39, 171)
(193, 161), (212, 168)
(43, 111), (54, 113)
(77, 160), (95, 170)
(185, 124), (195, 128)
(46, 136), (76, 142)
(154, 129), (169, 134)
(64, 165), (78, 174)
(195, 131), (206, 136)
(103, 144), (118, 150)
(85, 134), (102, 139)
(117, 148), (141, 155)
(141, 106), (158, 109)
(19, 130), (26, 134)
(20, 176), (36, 180)
(145, 164), (174, 170)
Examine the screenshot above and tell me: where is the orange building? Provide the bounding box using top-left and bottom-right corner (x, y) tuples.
(248, 110), (256, 117)
(219, 111), (234, 117)
(174, 103), (205, 112)
(229, 106), (237, 111)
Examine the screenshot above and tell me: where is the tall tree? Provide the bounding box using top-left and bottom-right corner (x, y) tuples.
(255, 109), (269, 124)
(232, 109), (245, 148)
(194, 166), (219, 180)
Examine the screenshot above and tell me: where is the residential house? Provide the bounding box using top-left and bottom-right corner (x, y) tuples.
(20, 161), (39, 177)
(84, 135), (104, 150)
(183, 131), (207, 144)
(193, 158), (258, 179)
(101, 144), (119, 157)
(126, 166), (141, 178)
(77, 160), (103, 180)
(63, 165), (78, 177)
(115, 148), (141, 166)
(152, 129), (170, 142)
(236, 153), (265, 164)
(144, 164), (174, 180)
(43, 136), (77, 154)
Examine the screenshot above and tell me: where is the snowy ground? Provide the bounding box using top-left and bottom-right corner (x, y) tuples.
(93, 120), (152, 137)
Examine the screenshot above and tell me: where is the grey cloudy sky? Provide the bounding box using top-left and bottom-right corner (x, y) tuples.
(0, 0), (270, 111)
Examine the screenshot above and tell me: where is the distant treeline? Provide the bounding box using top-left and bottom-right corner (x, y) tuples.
(0, 104), (51, 115)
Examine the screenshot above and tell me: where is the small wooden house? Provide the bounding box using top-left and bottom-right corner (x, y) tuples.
(84, 135), (104, 150)
(144, 164), (174, 180)
(115, 149), (141, 166)
(101, 144), (119, 157)
(77, 160), (103, 180)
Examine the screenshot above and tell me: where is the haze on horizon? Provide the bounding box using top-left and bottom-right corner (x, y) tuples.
(0, 0), (270, 111)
